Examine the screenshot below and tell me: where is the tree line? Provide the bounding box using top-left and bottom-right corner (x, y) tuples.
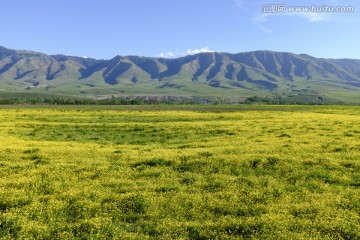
(0, 95), (351, 105)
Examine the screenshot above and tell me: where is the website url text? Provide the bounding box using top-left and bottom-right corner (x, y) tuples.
(262, 5), (355, 14)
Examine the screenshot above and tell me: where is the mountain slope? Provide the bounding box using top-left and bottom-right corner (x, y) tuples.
(1, 46), (360, 102)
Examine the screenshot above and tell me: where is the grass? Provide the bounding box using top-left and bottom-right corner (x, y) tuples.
(0, 105), (359, 239)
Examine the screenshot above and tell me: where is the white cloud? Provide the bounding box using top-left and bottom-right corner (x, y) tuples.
(158, 52), (175, 58)
(253, 11), (329, 24)
(251, 14), (274, 33)
(158, 47), (215, 58)
(251, 11), (329, 33)
(234, 0), (248, 11)
(241, 0), (345, 33)
(186, 47), (215, 55)
(287, 12), (329, 22)
(252, 13), (270, 24)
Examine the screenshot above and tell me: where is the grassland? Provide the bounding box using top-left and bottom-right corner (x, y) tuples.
(0, 105), (359, 239)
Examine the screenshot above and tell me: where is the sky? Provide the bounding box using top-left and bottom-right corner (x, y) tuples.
(1, 0), (359, 59)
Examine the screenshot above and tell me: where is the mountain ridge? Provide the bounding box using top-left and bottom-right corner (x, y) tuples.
(1, 46), (360, 102)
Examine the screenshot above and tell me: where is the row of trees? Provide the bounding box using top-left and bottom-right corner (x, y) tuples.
(0, 95), (349, 105)
(0, 96), (236, 105)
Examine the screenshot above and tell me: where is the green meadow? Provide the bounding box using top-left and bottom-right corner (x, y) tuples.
(0, 105), (359, 239)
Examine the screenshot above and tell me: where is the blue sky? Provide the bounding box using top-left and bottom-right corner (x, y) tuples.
(1, 0), (359, 59)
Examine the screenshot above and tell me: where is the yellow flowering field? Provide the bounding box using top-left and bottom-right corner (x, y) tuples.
(0, 105), (359, 239)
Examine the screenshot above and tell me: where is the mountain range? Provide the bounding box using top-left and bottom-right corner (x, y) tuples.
(1, 46), (360, 102)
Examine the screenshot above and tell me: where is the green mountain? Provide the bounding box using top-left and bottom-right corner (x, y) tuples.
(1, 46), (360, 102)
